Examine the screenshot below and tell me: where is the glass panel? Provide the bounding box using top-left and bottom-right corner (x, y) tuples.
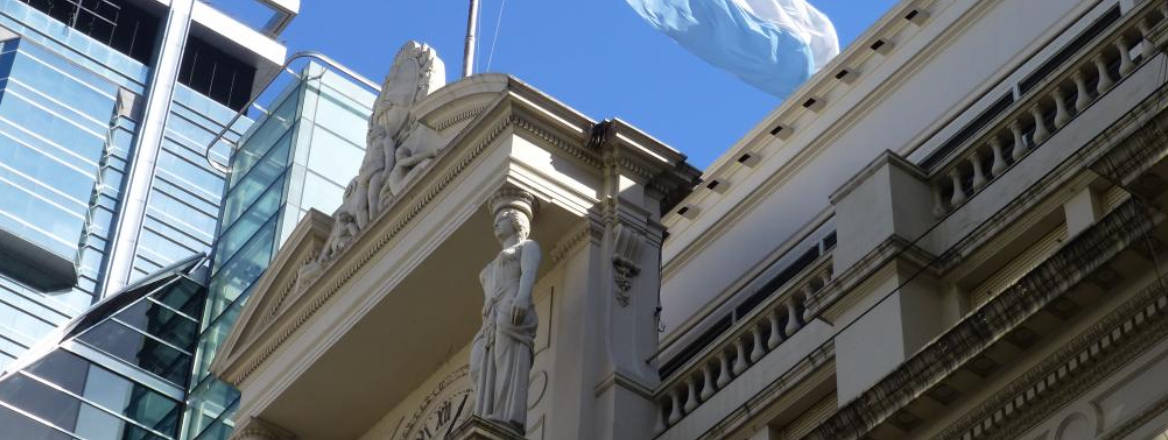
(220, 131), (292, 232)
(206, 216), (276, 320)
(152, 280), (205, 318)
(214, 173), (285, 270)
(0, 373), (81, 430)
(77, 321), (191, 386)
(24, 350), (181, 435)
(229, 91), (300, 187)
(115, 299), (199, 351)
(0, 404), (76, 440)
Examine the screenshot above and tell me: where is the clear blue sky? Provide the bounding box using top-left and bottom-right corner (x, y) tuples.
(260, 1), (898, 169)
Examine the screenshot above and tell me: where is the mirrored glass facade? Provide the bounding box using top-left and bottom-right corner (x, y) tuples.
(0, 0), (255, 373)
(184, 62), (373, 440)
(0, 255), (207, 440)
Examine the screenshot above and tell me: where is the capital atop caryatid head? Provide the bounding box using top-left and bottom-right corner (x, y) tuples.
(488, 187), (537, 220)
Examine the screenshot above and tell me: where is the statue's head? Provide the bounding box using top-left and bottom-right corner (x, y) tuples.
(489, 189), (535, 243)
(369, 41), (447, 140)
(494, 208), (531, 243)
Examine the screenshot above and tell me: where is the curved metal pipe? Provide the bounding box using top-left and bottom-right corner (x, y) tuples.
(202, 50), (381, 173)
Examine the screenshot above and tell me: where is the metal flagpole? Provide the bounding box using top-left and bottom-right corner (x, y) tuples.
(463, 0), (481, 78)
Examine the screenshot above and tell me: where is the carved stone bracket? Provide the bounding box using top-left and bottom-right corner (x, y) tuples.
(611, 223), (643, 306)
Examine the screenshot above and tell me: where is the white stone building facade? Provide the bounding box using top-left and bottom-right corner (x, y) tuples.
(211, 0), (1168, 439)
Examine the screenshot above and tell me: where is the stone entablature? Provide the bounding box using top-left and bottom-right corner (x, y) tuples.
(210, 58), (699, 439)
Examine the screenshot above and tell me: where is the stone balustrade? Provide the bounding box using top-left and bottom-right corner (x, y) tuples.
(931, 1), (1166, 217)
(653, 258), (833, 433)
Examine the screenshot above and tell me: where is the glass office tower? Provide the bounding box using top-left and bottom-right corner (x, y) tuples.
(0, 0), (299, 438)
(0, 0), (291, 370)
(184, 61), (374, 440)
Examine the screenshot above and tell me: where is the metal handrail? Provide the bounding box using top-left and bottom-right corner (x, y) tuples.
(201, 50), (381, 173)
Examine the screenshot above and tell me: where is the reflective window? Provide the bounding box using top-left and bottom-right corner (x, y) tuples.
(77, 320), (191, 386)
(208, 216), (276, 311)
(24, 351), (181, 436)
(116, 299), (199, 351)
(0, 404), (76, 440)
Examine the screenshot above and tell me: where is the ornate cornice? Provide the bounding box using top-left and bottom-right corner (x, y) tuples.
(547, 223), (591, 268)
(937, 276), (1168, 439)
(804, 235), (936, 323)
(801, 199), (1161, 440)
(433, 104), (489, 131)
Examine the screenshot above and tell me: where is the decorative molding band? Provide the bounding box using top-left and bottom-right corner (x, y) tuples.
(433, 104), (489, 131)
(803, 234), (935, 323)
(802, 198), (1160, 440)
(938, 275), (1168, 439)
(547, 223), (591, 268)
(512, 115), (602, 169)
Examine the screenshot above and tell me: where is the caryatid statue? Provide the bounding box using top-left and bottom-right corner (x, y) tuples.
(470, 189), (542, 434)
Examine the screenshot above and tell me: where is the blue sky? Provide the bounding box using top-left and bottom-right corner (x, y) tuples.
(261, 1), (898, 169)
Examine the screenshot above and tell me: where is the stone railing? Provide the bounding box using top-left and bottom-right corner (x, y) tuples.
(653, 256), (834, 433)
(931, 1), (1166, 217)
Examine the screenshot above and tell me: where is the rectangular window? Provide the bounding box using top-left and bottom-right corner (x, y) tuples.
(19, 0), (160, 63)
(178, 36), (255, 110)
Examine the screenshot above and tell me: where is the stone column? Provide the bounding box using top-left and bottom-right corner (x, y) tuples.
(543, 121), (691, 440)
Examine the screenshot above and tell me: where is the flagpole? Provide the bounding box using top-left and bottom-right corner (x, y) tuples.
(463, 0), (480, 78)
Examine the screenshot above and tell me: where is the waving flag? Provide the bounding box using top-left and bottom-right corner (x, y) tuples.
(625, 0), (839, 98)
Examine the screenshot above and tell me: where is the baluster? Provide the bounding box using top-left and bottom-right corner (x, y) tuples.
(990, 137), (1007, 176)
(732, 337), (747, 375)
(932, 183), (947, 218)
(668, 390), (682, 424)
(784, 296), (804, 336)
(1073, 70), (1092, 113)
(747, 324), (766, 361)
(700, 363), (716, 400)
(1094, 54), (1115, 92)
(767, 309), (783, 349)
(684, 377), (698, 413)
(716, 351), (731, 388)
(656, 399), (668, 432)
(1031, 107), (1050, 144)
(1117, 38), (1135, 77)
(1010, 121), (1027, 161)
(1139, 22), (1157, 61)
(1053, 87), (1072, 128)
(970, 154), (988, 190)
(948, 168), (967, 207)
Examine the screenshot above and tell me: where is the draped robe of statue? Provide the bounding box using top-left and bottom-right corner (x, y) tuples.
(471, 199), (541, 433)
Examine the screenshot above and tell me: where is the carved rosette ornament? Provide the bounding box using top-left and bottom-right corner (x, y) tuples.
(469, 188), (541, 436)
(611, 223), (643, 307)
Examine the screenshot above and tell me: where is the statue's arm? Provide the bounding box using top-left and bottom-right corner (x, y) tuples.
(516, 241), (542, 307)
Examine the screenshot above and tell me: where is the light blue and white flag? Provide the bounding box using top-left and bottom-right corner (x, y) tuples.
(625, 0), (839, 98)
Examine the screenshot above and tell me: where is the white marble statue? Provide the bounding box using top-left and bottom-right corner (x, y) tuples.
(470, 189), (542, 433)
(315, 41), (445, 266)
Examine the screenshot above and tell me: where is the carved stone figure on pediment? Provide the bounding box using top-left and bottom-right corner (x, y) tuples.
(470, 189), (541, 434)
(313, 41), (446, 268)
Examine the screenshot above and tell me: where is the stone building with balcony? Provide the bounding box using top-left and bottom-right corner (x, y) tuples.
(208, 0), (1168, 439)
